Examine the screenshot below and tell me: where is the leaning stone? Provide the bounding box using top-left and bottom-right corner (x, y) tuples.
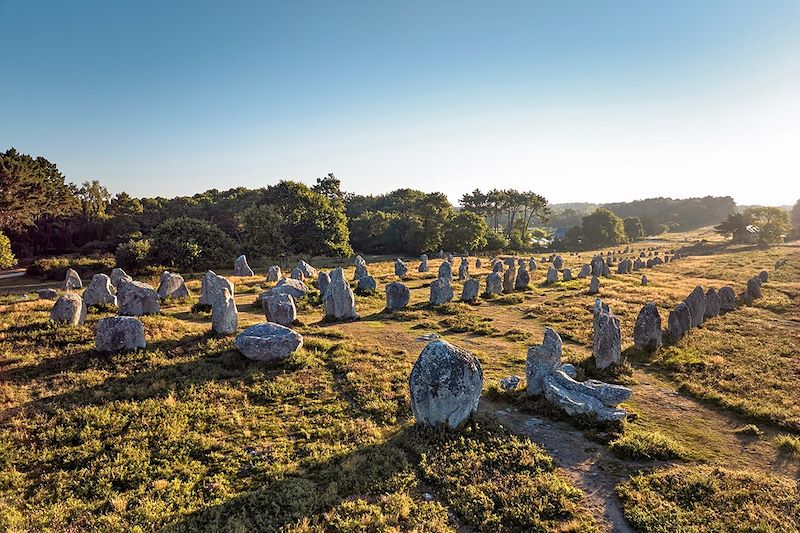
(266, 265), (282, 282)
(156, 272), (189, 300)
(409, 339), (483, 429)
(323, 268), (358, 320)
(588, 276), (600, 294)
(272, 278), (310, 299)
(704, 288), (721, 318)
(542, 370), (631, 421)
(233, 255), (254, 276)
(318, 271), (331, 295)
(110, 267), (132, 288)
(261, 292), (297, 326)
(429, 278), (453, 305)
(50, 293), (87, 325)
(63, 268), (82, 290)
(83, 274), (118, 307)
(526, 327), (563, 395)
(37, 288), (58, 300)
(460, 278), (479, 302)
(685, 286), (706, 328)
(356, 275), (377, 294)
(667, 302), (691, 342)
(386, 282), (410, 310)
(546, 266), (558, 284)
(593, 303), (621, 369)
(235, 322), (303, 362)
(118, 280), (160, 316)
(95, 316), (145, 352)
(485, 272), (502, 296)
(719, 286), (736, 311)
(633, 303), (662, 351)
(395, 259), (408, 277)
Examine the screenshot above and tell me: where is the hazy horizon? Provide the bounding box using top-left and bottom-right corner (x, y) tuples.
(2, 0), (799, 206)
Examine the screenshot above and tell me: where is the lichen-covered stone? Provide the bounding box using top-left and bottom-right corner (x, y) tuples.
(261, 291), (297, 326)
(50, 293), (87, 325)
(233, 255), (254, 276)
(429, 278), (453, 305)
(235, 322), (303, 362)
(95, 316), (145, 352)
(83, 274), (118, 307)
(685, 286), (706, 328)
(633, 303), (662, 351)
(526, 327), (563, 395)
(118, 280), (160, 316)
(385, 282), (410, 310)
(460, 278), (479, 302)
(323, 268), (357, 320)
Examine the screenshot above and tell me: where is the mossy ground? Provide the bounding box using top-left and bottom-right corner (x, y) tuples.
(1, 229), (798, 531)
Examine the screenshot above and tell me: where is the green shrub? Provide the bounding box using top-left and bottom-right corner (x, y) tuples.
(148, 217), (235, 273)
(609, 427), (691, 461)
(775, 434), (800, 459)
(115, 239), (151, 272)
(0, 231), (15, 269)
(27, 255), (115, 280)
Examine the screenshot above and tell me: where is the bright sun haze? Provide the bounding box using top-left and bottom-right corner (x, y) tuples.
(1, 0), (798, 204)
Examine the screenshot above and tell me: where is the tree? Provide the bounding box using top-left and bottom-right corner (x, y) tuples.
(241, 205), (289, 258)
(714, 212), (751, 242)
(483, 230), (509, 252)
(348, 211), (398, 254)
(148, 217), (235, 272)
(580, 209), (626, 248)
(443, 211), (489, 252)
(107, 192), (144, 244)
(623, 216), (644, 242)
(791, 199), (800, 229)
(744, 207), (790, 244)
(115, 239), (151, 272)
(0, 232), (15, 269)
(312, 173), (345, 211)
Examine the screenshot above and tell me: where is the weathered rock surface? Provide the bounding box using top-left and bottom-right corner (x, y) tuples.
(37, 288), (58, 300)
(553, 255), (563, 269)
(685, 286), (706, 327)
(290, 267), (305, 280)
(515, 267), (530, 289)
(266, 265), (282, 282)
(528, 258), (537, 271)
(63, 268), (82, 290)
(409, 339), (483, 429)
(296, 260), (317, 279)
(591, 256), (605, 276)
(233, 255), (254, 276)
(562, 268), (572, 281)
(542, 370), (631, 422)
(458, 260), (469, 281)
(212, 285), (238, 335)
(272, 278), (310, 299)
(641, 275), (648, 286)
(418, 254), (429, 273)
(460, 278), (479, 302)
(719, 286), (735, 311)
(593, 299), (621, 369)
(118, 280), (160, 316)
(261, 292), (297, 326)
(667, 302), (691, 342)
(110, 267), (132, 288)
(356, 275), (377, 294)
(395, 259), (408, 277)
(499, 375), (521, 391)
(438, 261), (453, 283)
(385, 281), (410, 310)
(745, 277), (762, 302)
(235, 322), (303, 362)
(485, 272), (502, 296)
(633, 303), (662, 351)
(83, 274), (118, 307)
(704, 288), (721, 318)
(502, 266), (516, 293)
(429, 278), (453, 305)
(323, 268), (357, 320)
(318, 271), (331, 295)
(156, 272), (189, 300)
(546, 266), (558, 284)
(95, 316), (146, 352)
(578, 264), (591, 278)
(588, 275), (600, 294)
(526, 327), (563, 395)
(758, 270), (769, 283)
(50, 293), (87, 325)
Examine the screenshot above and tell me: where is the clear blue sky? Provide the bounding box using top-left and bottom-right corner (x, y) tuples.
(2, 0), (798, 205)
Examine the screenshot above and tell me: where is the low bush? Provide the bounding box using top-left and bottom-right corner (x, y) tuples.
(27, 255), (115, 280)
(609, 427), (692, 461)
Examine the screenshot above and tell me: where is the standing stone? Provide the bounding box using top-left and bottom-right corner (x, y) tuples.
(485, 272), (502, 296)
(458, 259), (469, 281)
(429, 278), (453, 305)
(323, 268), (357, 320)
(318, 271), (331, 296)
(233, 255), (254, 277)
(475, 258), (482, 268)
(758, 271), (769, 283)
(354, 256), (370, 280)
(356, 275), (377, 294)
(502, 266), (516, 293)
(562, 268), (572, 282)
(447, 253), (454, 264)
(95, 316), (146, 352)
(553, 255), (563, 270)
(593, 301), (621, 369)
(290, 267), (305, 281)
(395, 259), (408, 277)
(261, 292), (297, 326)
(667, 303), (692, 342)
(528, 258), (537, 271)
(438, 261), (453, 283)
(602, 264), (611, 277)
(83, 274), (118, 307)
(591, 256), (605, 276)
(515, 267), (530, 289)
(633, 303), (662, 351)
(199, 270), (232, 306)
(526, 327), (563, 395)
(50, 293), (87, 325)
(272, 278), (310, 299)
(118, 280), (160, 316)
(641, 275), (648, 286)
(418, 254), (429, 273)
(266, 265), (282, 282)
(546, 266), (558, 284)
(588, 276), (600, 294)
(719, 286), (736, 311)
(296, 260), (317, 279)
(63, 268), (82, 290)
(212, 286), (238, 335)
(745, 277), (762, 302)
(110, 267), (132, 288)
(578, 264), (591, 278)
(492, 261), (504, 273)
(616, 260), (629, 275)
(704, 288), (721, 318)
(385, 282), (410, 310)
(461, 278), (479, 302)
(685, 286), (706, 328)
(235, 322), (303, 362)
(156, 271), (190, 300)
(633, 258), (644, 271)
(408, 339), (483, 429)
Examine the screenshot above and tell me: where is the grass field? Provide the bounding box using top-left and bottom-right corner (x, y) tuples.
(1, 230), (798, 531)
